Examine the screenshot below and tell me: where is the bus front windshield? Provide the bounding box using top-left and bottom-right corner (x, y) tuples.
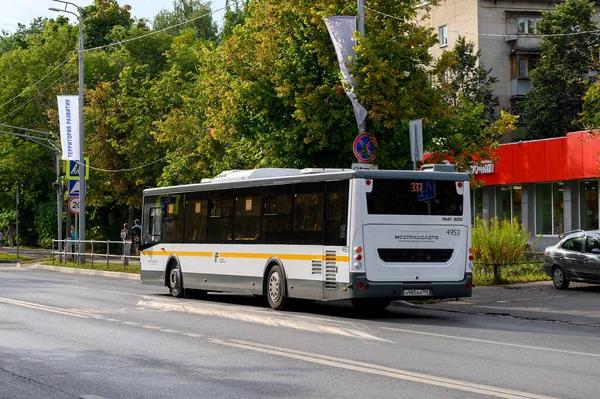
(366, 179), (463, 216)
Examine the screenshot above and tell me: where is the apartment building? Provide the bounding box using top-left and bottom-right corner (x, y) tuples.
(423, 0), (595, 139)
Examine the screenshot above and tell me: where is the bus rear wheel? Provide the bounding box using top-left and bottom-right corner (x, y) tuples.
(168, 263), (185, 298)
(267, 265), (287, 310)
(351, 298), (391, 313)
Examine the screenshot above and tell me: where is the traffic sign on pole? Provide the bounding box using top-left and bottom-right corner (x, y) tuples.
(353, 133), (378, 163)
(68, 180), (79, 197)
(68, 197), (80, 214)
(66, 157), (89, 180)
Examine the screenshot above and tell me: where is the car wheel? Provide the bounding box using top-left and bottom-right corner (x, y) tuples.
(169, 263), (185, 298)
(267, 265), (287, 310)
(552, 266), (570, 290)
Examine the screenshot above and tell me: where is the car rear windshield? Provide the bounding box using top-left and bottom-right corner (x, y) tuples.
(366, 179), (463, 216)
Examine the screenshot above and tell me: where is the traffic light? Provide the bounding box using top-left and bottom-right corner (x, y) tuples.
(53, 180), (64, 193)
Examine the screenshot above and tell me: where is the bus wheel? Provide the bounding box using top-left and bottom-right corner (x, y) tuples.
(351, 298), (391, 313)
(267, 265), (287, 310)
(168, 263), (185, 298)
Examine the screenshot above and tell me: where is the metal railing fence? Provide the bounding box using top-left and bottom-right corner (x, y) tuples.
(52, 239), (140, 272)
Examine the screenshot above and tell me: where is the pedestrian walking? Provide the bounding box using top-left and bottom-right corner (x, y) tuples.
(70, 225), (78, 260)
(120, 223), (130, 259)
(6, 222), (14, 248)
(0, 230), (4, 249)
(132, 219), (142, 256)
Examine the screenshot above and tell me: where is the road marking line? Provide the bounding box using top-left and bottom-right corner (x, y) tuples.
(161, 329), (182, 334)
(141, 325), (162, 330)
(181, 333), (203, 338)
(102, 290), (146, 297)
(138, 298), (389, 342)
(47, 283), (89, 290)
(210, 339), (556, 399)
(0, 296), (90, 318)
(122, 322), (140, 326)
(378, 326), (600, 358)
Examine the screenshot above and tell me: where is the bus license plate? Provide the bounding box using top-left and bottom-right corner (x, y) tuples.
(403, 289), (431, 296)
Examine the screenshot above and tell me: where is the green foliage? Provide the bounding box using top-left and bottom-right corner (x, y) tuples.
(523, 0), (600, 139)
(0, 0), (517, 245)
(153, 0), (218, 42)
(472, 216), (531, 264)
(471, 217), (546, 284)
(33, 201), (58, 248)
(433, 36), (498, 120)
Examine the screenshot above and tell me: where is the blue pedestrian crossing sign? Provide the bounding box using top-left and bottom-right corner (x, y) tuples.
(417, 180), (436, 201)
(68, 180), (80, 197)
(66, 157), (89, 180)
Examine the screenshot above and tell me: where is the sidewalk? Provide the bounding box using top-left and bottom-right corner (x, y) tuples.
(16, 262), (140, 281)
(414, 281), (600, 327)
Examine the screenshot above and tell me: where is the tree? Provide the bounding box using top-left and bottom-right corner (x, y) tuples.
(522, 0), (600, 139)
(153, 0), (218, 42)
(220, 0), (249, 41)
(82, 0), (134, 48)
(433, 36), (498, 120)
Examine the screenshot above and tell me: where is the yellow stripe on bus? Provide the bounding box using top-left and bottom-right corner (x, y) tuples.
(141, 250), (349, 263)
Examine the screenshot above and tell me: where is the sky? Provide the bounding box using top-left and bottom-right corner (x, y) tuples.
(0, 0), (228, 33)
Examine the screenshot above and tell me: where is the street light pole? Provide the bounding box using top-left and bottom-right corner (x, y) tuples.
(50, 1), (85, 259)
(357, 0), (367, 136)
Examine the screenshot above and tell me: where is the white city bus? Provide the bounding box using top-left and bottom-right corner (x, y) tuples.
(140, 165), (474, 310)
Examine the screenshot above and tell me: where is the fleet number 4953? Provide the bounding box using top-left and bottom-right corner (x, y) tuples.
(446, 229), (460, 236)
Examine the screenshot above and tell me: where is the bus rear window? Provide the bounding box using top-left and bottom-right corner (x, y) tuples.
(366, 179), (463, 216)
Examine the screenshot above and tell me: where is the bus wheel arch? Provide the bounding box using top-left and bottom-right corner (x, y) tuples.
(264, 260), (288, 310)
(166, 256), (185, 298)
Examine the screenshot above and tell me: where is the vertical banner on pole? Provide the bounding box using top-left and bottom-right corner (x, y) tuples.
(57, 95), (80, 161)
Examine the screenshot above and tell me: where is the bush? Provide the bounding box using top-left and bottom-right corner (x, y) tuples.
(472, 216), (530, 263)
(472, 217), (542, 284)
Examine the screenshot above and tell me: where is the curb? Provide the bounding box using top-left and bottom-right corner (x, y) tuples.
(16, 262), (140, 281)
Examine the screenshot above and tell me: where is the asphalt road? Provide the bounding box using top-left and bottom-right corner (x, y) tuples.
(1, 264), (599, 399)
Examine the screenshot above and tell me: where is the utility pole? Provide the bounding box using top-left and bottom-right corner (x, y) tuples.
(50, 0), (86, 260)
(357, 0), (367, 135)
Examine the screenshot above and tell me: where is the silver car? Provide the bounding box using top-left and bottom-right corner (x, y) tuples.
(543, 230), (600, 289)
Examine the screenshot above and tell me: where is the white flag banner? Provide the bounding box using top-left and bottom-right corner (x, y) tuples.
(324, 16), (367, 127)
(57, 95), (80, 161)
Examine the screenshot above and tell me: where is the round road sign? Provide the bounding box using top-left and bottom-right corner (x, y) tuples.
(353, 133), (378, 163)
(68, 197), (80, 214)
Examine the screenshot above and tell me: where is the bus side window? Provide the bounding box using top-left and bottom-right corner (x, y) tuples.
(293, 182), (325, 245)
(235, 187), (262, 242)
(325, 180), (349, 246)
(263, 185), (293, 244)
(208, 189), (234, 243)
(162, 195), (184, 243)
(142, 195), (161, 244)
(184, 192), (208, 243)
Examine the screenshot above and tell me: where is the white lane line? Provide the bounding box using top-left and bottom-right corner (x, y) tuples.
(102, 290), (146, 297)
(181, 333), (203, 338)
(47, 283), (89, 290)
(379, 326), (600, 358)
(141, 325), (162, 330)
(161, 329), (182, 334)
(138, 298), (389, 342)
(0, 296), (90, 318)
(122, 322), (140, 326)
(210, 339), (556, 399)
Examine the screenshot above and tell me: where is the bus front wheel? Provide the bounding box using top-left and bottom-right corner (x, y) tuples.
(267, 265), (287, 310)
(168, 263), (185, 298)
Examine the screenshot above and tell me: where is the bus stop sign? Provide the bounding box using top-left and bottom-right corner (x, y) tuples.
(353, 133), (378, 163)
